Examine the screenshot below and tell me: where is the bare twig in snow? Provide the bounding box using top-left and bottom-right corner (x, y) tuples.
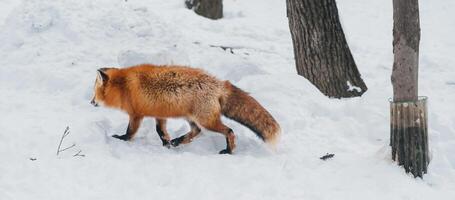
(59, 143), (76, 153)
(209, 45), (235, 54)
(56, 126), (80, 156)
(73, 150), (85, 157)
(193, 41), (285, 57)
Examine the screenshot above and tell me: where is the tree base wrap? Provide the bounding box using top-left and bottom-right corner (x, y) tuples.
(390, 97), (429, 178)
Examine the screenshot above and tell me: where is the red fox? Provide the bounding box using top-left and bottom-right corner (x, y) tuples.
(91, 64), (280, 154)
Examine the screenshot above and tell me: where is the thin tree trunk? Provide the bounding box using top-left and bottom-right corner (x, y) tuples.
(286, 0), (367, 98)
(186, 0), (223, 20)
(391, 0), (420, 102)
(390, 0), (428, 178)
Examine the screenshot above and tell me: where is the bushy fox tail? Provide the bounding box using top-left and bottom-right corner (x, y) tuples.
(220, 81), (280, 147)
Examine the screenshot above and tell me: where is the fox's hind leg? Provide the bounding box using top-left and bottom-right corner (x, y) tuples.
(112, 115), (143, 141)
(199, 117), (236, 154)
(170, 121), (201, 147)
(155, 118), (171, 148)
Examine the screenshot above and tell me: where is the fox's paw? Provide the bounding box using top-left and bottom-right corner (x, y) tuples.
(219, 149), (232, 154)
(162, 140), (171, 149)
(112, 134), (130, 141)
(170, 136), (185, 147)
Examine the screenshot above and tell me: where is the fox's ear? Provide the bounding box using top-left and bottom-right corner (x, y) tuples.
(97, 68), (109, 83)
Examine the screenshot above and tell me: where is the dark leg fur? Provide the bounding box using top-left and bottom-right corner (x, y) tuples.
(155, 119), (171, 148)
(170, 135), (185, 147)
(112, 116), (143, 141)
(171, 121), (201, 147)
(156, 125), (170, 147)
(218, 129), (235, 154)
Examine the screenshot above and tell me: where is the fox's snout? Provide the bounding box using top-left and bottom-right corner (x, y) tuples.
(90, 99), (99, 107)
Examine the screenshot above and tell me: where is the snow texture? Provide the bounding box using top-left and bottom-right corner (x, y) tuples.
(0, 0), (454, 199)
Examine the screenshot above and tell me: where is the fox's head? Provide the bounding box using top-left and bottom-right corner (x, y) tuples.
(91, 68), (115, 107)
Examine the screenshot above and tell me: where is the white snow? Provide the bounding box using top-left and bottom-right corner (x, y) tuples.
(347, 80), (362, 92)
(1, 0), (455, 199)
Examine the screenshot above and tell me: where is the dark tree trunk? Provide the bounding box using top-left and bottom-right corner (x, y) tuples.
(286, 0), (367, 98)
(186, 0), (223, 20)
(390, 0), (428, 178)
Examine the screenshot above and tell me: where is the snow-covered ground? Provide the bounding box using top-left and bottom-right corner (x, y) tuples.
(1, 0), (454, 199)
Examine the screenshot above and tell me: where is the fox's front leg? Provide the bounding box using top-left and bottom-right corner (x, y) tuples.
(155, 118), (171, 148)
(112, 115), (143, 141)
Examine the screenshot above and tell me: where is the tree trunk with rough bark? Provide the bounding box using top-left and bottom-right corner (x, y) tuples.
(185, 0), (223, 20)
(392, 0), (419, 102)
(390, 0), (428, 178)
(286, 0), (367, 98)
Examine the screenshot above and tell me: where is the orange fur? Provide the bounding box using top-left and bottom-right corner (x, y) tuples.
(91, 64), (280, 153)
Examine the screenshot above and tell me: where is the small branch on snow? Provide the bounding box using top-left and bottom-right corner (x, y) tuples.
(320, 153), (335, 161)
(59, 143), (76, 153)
(73, 150), (85, 157)
(193, 41), (252, 55)
(57, 126), (71, 155)
(56, 126), (85, 157)
(209, 44), (235, 54)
